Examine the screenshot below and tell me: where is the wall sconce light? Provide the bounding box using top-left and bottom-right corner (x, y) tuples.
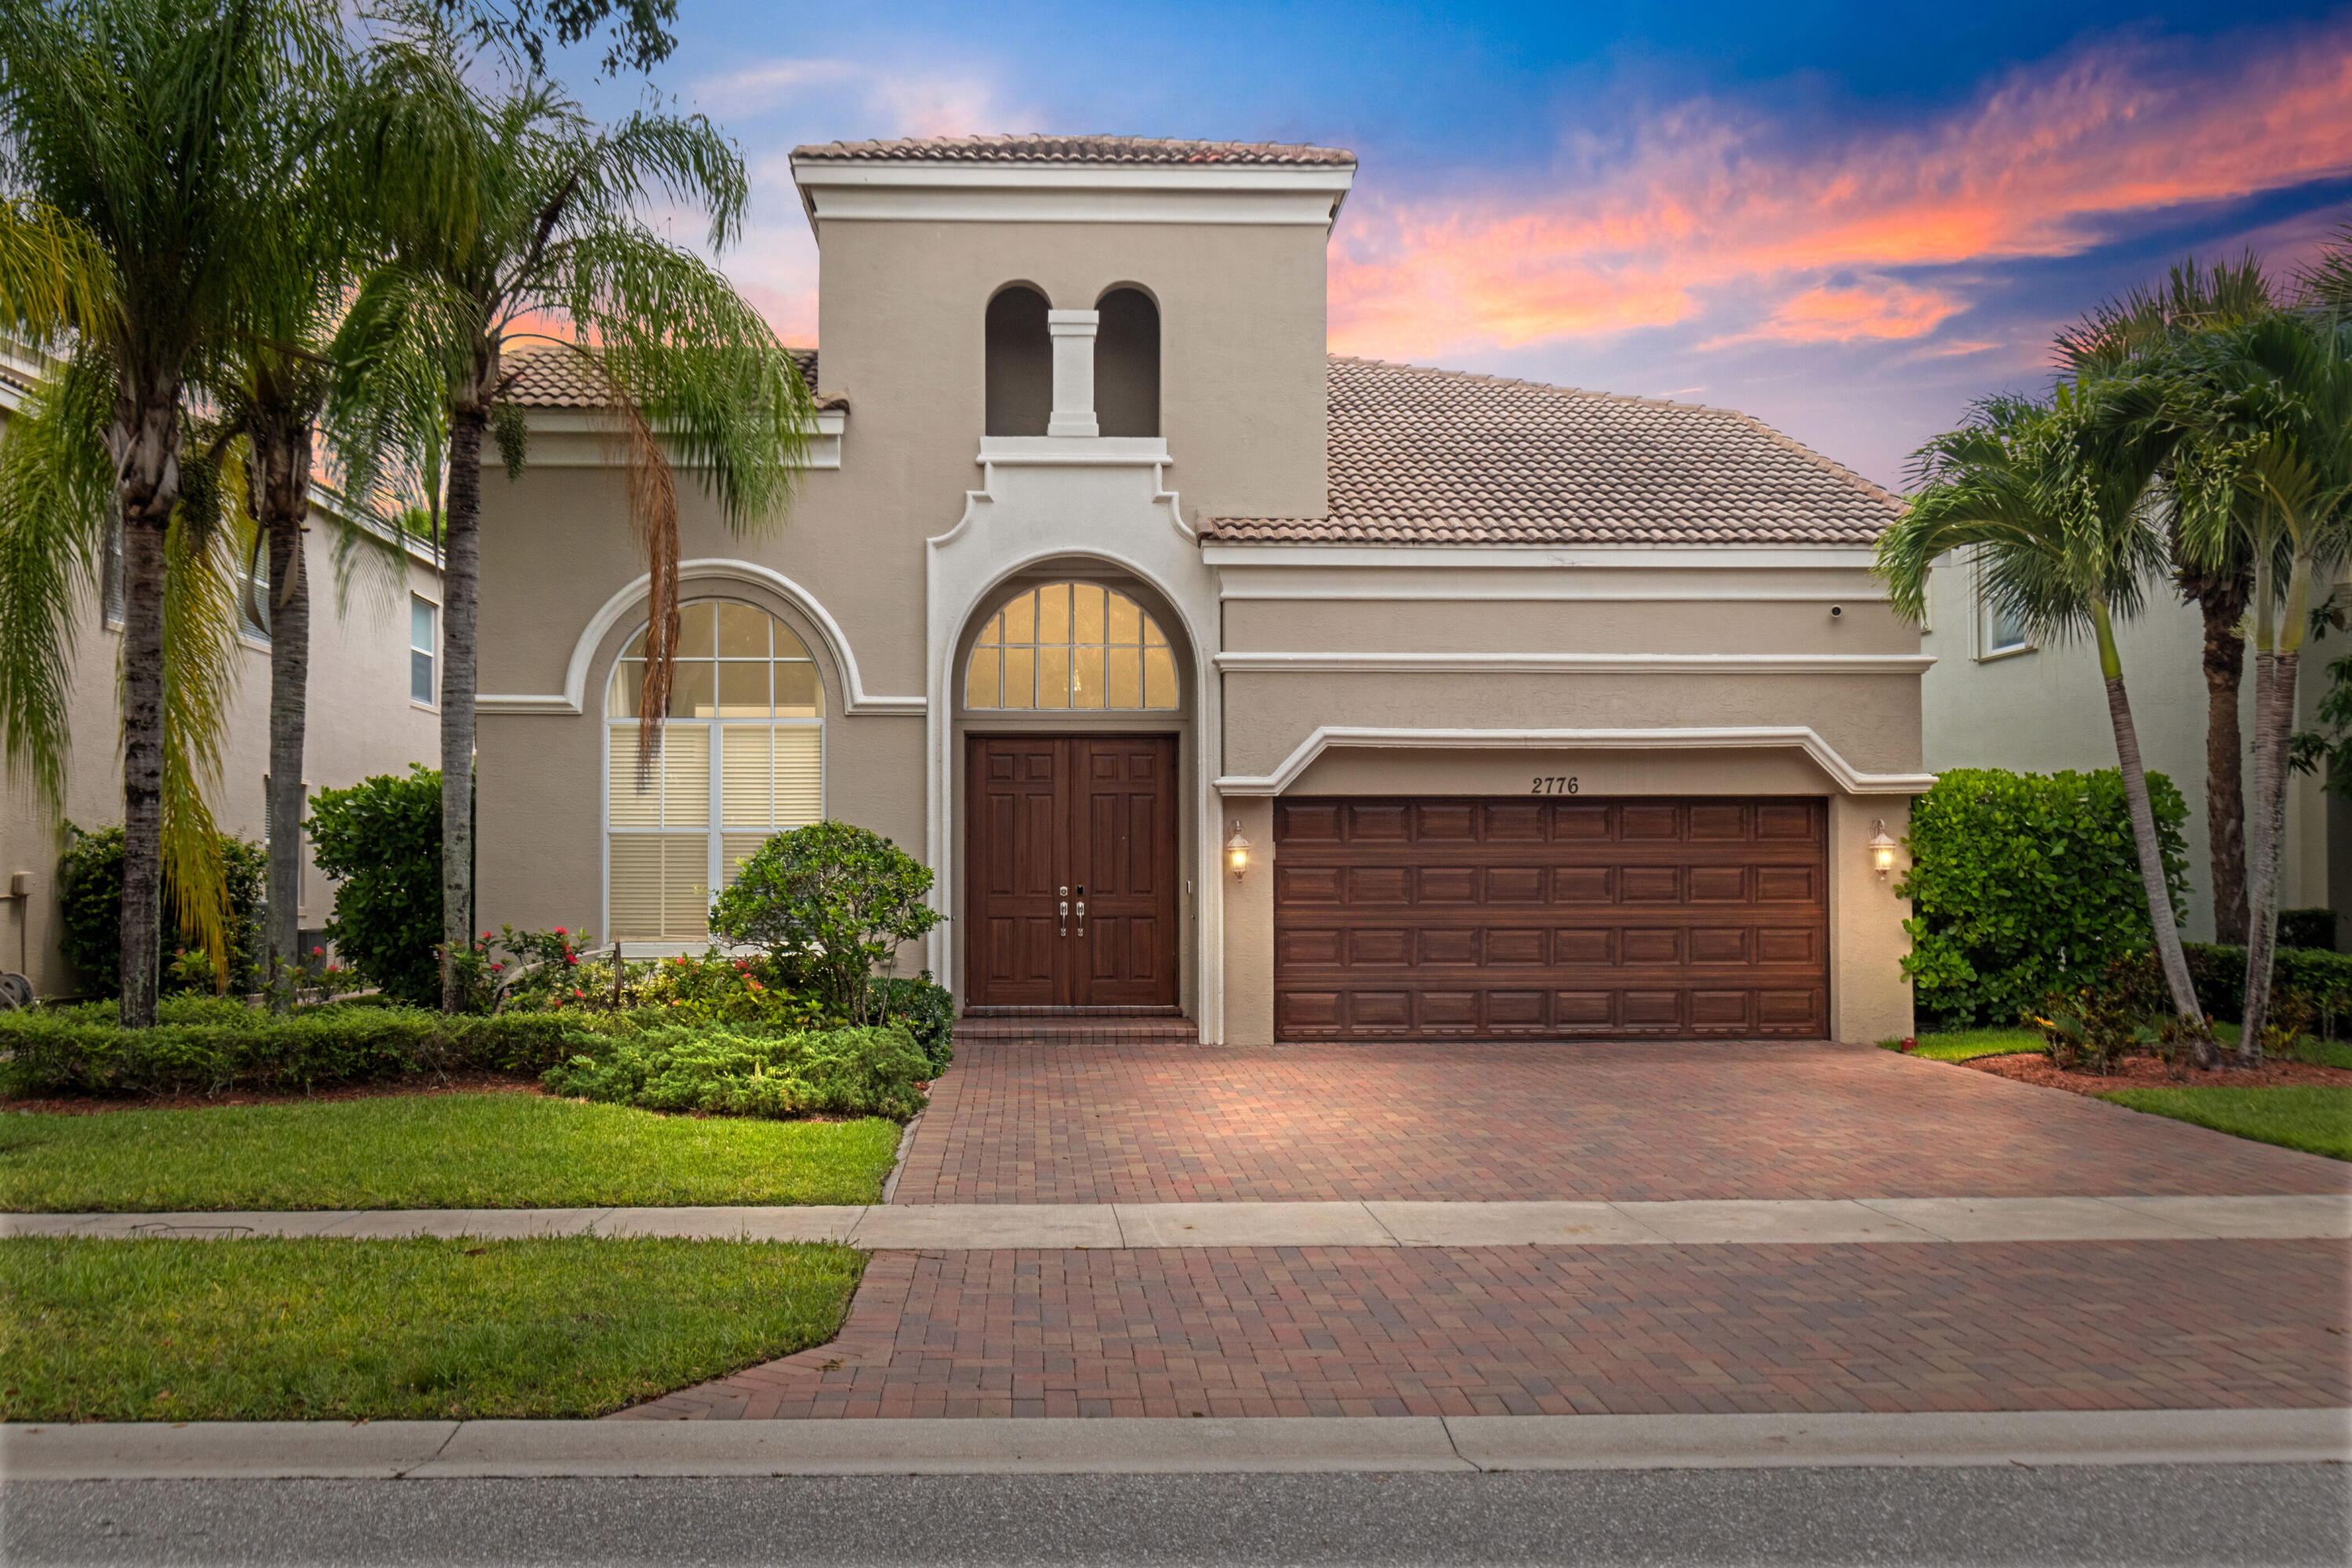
(1225, 821), (1252, 880)
(1868, 820), (1899, 878)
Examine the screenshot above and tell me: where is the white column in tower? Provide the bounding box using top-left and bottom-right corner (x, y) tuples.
(1047, 308), (1099, 437)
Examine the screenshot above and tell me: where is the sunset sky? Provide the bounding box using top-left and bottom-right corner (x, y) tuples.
(570, 1), (2352, 489)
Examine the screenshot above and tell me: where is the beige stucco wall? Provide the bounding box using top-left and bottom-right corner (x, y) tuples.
(0, 514), (441, 997)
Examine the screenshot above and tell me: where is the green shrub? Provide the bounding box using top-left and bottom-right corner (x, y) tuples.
(629, 949), (835, 1029)
(868, 973), (954, 1073)
(307, 767), (441, 1007)
(0, 1003), (589, 1098)
(540, 1022), (930, 1120)
(709, 822), (942, 1023)
(1898, 767), (2189, 1028)
(2279, 908), (2339, 953)
(2172, 942), (2352, 1034)
(56, 823), (267, 998)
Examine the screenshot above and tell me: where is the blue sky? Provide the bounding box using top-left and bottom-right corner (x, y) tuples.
(566, 2), (2352, 488)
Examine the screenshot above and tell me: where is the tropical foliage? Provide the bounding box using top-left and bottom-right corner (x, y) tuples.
(710, 822), (945, 1026)
(331, 42), (815, 1007)
(306, 766), (444, 1006)
(1898, 768), (2189, 1027)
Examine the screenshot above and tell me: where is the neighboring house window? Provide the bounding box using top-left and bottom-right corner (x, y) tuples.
(102, 513), (123, 626)
(410, 595), (437, 705)
(238, 542), (270, 643)
(605, 599), (824, 942)
(1981, 593), (2032, 657)
(965, 582), (1179, 710)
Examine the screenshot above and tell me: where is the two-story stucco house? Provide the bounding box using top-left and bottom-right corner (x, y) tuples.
(474, 135), (1929, 1045)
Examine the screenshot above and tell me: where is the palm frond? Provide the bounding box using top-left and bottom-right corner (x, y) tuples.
(0, 350), (115, 807)
(0, 198), (119, 343)
(157, 436), (255, 987)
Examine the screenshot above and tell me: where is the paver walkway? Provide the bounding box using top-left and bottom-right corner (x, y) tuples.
(895, 1039), (2352, 1203)
(617, 1238), (2347, 1421)
(620, 1037), (2352, 1422)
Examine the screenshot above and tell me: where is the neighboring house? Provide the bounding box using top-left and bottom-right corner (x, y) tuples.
(1921, 551), (2352, 945)
(0, 347), (445, 998)
(474, 134), (1928, 1044)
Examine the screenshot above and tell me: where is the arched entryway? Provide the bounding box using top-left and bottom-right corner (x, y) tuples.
(955, 572), (1194, 1014)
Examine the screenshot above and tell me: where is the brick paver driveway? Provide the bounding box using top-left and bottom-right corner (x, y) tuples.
(892, 1039), (2350, 1204)
(621, 1037), (2350, 1422)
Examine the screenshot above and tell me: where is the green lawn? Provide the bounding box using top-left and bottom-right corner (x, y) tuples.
(1896, 1027), (2042, 1061)
(0, 1092), (904, 1213)
(0, 1236), (862, 1421)
(2098, 1086), (2352, 1161)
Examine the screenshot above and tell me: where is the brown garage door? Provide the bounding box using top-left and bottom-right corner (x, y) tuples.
(1273, 797), (1829, 1040)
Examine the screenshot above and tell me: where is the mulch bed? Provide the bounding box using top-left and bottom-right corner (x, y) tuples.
(1964, 1051), (2352, 1095)
(1, 1073), (546, 1116)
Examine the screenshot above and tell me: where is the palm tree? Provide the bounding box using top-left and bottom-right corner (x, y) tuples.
(1877, 390), (2210, 1048)
(335, 55), (815, 1009)
(2058, 256), (2275, 945)
(2154, 313), (2352, 1063)
(0, 0), (339, 1025)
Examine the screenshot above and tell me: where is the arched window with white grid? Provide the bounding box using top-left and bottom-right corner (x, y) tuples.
(605, 600), (823, 941)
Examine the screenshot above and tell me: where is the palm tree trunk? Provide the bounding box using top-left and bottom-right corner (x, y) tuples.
(255, 416), (311, 1001)
(437, 402), (485, 1011)
(2092, 605), (2206, 1047)
(2200, 595), (2250, 944)
(2241, 648), (2300, 1066)
(112, 379), (181, 1029)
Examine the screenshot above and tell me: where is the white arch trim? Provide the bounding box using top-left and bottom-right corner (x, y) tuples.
(1214, 727), (1936, 797)
(476, 560), (927, 717)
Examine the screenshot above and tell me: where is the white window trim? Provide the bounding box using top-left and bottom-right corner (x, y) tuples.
(601, 717), (826, 944)
(1973, 554), (2036, 662)
(410, 592), (440, 711)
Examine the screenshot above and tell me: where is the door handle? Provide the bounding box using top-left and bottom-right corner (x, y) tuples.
(1074, 898), (1086, 936)
(1058, 899), (1069, 937)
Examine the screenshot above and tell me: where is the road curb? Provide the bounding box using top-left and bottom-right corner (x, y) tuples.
(5, 1408), (2344, 1479)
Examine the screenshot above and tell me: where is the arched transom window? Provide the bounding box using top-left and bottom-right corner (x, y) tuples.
(965, 582), (1178, 710)
(605, 600), (823, 942)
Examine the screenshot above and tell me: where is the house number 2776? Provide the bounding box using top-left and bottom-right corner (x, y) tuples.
(1530, 775), (1579, 795)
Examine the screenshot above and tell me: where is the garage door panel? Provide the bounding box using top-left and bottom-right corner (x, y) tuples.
(1272, 795), (1830, 1041)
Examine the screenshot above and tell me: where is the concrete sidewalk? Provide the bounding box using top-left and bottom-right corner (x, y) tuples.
(6, 1408), (2345, 1479)
(5, 1193), (2346, 1247)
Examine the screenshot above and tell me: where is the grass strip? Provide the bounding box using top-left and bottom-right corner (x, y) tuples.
(2096, 1086), (2352, 1162)
(0, 1236), (864, 1422)
(0, 1093), (903, 1213)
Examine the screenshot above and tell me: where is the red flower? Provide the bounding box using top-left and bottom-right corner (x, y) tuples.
(554, 927), (568, 936)
(311, 946), (324, 956)
(566, 953), (579, 967)
(481, 931), (492, 942)
(489, 962), (503, 971)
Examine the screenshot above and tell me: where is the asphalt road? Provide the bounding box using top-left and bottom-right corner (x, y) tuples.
(4, 1464), (2347, 1566)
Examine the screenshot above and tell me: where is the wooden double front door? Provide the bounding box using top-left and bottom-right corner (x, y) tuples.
(964, 735), (1181, 1010)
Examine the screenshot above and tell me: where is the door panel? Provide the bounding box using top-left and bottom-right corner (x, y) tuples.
(1272, 796), (1829, 1040)
(965, 735), (1179, 1010)
(965, 738), (1066, 1007)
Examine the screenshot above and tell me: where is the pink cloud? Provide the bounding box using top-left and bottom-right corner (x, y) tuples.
(1328, 23), (2352, 360)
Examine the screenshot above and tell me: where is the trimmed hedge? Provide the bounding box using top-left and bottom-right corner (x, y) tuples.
(0, 1000), (587, 1098)
(540, 1022), (931, 1121)
(1899, 767), (2189, 1028)
(0, 1000), (934, 1121)
(2179, 942), (2352, 1031)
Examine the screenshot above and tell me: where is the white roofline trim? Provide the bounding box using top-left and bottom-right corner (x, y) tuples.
(477, 558), (925, 718)
(1214, 726), (1936, 797)
(1214, 652), (1933, 675)
(1200, 545), (1886, 569)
